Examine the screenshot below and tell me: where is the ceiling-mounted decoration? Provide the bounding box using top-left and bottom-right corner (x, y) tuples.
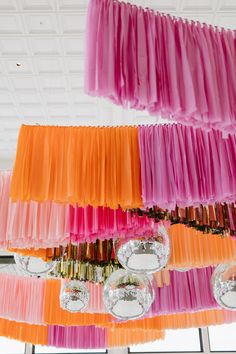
(9, 125), (236, 212)
(85, 0), (236, 134)
(60, 280), (90, 313)
(117, 226), (169, 274)
(212, 264), (236, 310)
(103, 269), (154, 320)
(138, 124), (236, 209)
(10, 125), (142, 208)
(14, 253), (55, 277)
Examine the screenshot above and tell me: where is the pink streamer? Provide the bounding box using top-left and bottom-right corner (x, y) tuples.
(85, 0), (236, 133)
(138, 125), (236, 209)
(69, 205), (157, 243)
(48, 325), (107, 349)
(0, 171), (69, 248)
(0, 268), (219, 324)
(150, 267), (217, 315)
(0, 272), (45, 324)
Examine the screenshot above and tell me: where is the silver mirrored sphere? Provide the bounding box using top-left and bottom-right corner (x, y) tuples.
(60, 280), (90, 312)
(117, 224), (170, 273)
(104, 269), (154, 320)
(212, 264), (236, 310)
(14, 253), (56, 276)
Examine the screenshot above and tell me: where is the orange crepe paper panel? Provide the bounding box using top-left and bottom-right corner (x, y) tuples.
(10, 125), (142, 208)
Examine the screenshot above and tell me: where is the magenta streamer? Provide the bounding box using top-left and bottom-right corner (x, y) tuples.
(151, 267), (217, 315)
(85, 0), (236, 133)
(48, 325), (107, 349)
(69, 205), (158, 243)
(138, 125), (236, 209)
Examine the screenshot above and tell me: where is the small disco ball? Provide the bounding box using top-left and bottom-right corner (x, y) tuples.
(104, 269), (154, 320)
(212, 264), (236, 310)
(117, 224), (170, 273)
(60, 280), (89, 313)
(14, 254), (56, 276)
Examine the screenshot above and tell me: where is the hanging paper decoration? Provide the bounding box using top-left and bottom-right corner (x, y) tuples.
(14, 253), (56, 277)
(10, 124), (236, 211)
(212, 264), (236, 310)
(168, 224), (236, 269)
(2, 308), (236, 348)
(0, 171), (69, 248)
(103, 269), (154, 320)
(10, 125), (142, 208)
(69, 204), (158, 243)
(85, 0), (236, 133)
(138, 124), (236, 209)
(117, 225), (169, 273)
(60, 280), (90, 313)
(0, 267), (219, 325)
(11, 222), (236, 272)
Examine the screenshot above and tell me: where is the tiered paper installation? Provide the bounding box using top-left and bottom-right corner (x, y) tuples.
(85, 0), (236, 134)
(1, 0), (236, 347)
(10, 125), (236, 209)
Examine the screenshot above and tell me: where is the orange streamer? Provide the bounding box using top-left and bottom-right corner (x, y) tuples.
(107, 328), (165, 347)
(44, 279), (110, 325)
(10, 125), (142, 208)
(168, 224), (236, 269)
(10, 224), (236, 270)
(0, 318), (47, 345)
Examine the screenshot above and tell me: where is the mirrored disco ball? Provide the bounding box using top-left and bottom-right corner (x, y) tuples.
(117, 224), (170, 273)
(212, 264), (236, 310)
(104, 269), (154, 320)
(14, 254), (56, 276)
(60, 280), (90, 313)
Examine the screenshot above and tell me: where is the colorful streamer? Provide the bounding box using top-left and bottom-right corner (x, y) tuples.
(0, 309), (236, 348)
(10, 125), (142, 208)
(0, 268), (218, 325)
(85, 0), (236, 133)
(0, 171), (69, 248)
(138, 124), (236, 209)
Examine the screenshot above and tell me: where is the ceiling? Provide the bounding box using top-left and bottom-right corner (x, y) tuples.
(0, 0), (235, 169)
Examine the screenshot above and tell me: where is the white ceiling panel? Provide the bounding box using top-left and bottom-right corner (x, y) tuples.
(0, 0), (234, 169)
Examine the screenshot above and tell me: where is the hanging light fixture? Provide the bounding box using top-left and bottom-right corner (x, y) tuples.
(14, 253), (56, 276)
(60, 280), (90, 312)
(104, 269), (154, 320)
(117, 224), (170, 273)
(212, 264), (236, 310)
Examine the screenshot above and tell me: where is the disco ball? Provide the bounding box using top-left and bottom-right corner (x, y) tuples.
(60, 280), (90, 313)
(212, 264), (236, 310)
(117, 224), (170, 273)
(104, 269), (154, 320)
(14, 254), (56, 276)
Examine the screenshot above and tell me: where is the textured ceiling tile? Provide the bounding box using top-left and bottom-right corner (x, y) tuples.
(0, 38), (29, 56)
(24, 14), (58, 34)
(30, 37), (62, 55)
(21, 0), (56, 11)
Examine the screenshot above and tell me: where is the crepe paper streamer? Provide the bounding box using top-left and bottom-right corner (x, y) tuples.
(48, 325), (107, 349)
(69, 205), (159, 243)
(10, 125), (142, 208)
(151, 267), (216, 315)
(9, 223), (236, 272)
(153, 269), (170, 288)
(0, 318), (48, 346)
(44, 279), (110, 326)
(168, 224), (236, 269)
(0, 171), (69, 248)
(0, 267), (218, 324)
(103, 308), (236, 331)
(1, 309), (236, 348)
(106, 328), (165, 348)
(85, 0), (236, 134)
(0, 272), (45, 324)
(138, 124), (236, 210)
